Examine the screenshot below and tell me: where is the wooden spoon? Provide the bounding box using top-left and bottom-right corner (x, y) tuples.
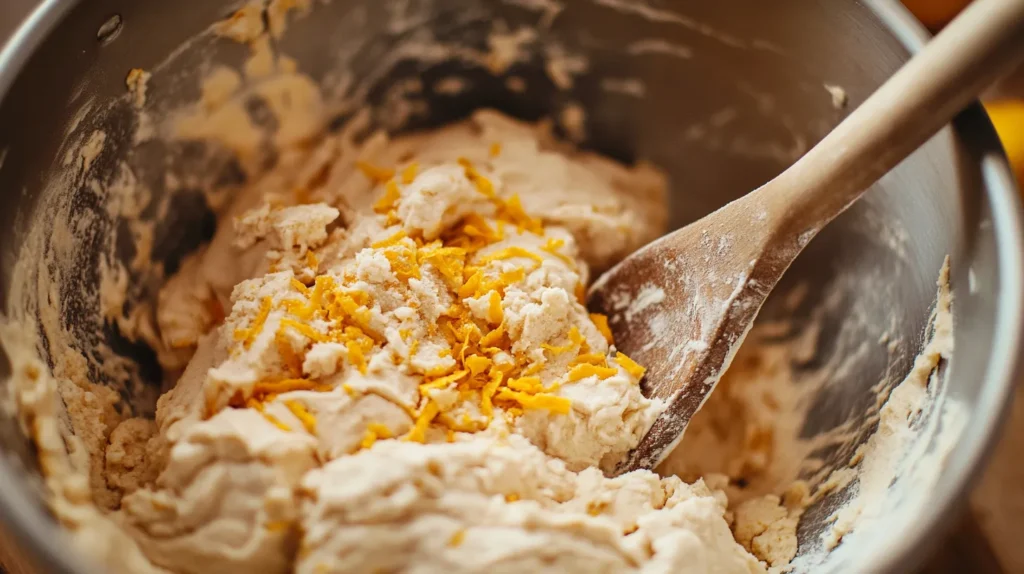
(589, 0), (1024, 476)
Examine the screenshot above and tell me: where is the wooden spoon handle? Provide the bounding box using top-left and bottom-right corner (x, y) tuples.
(763, 0), (1024, 236)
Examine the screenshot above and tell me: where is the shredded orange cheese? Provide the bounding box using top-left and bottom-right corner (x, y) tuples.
(475, 176), (496, 198)
(228, 145), (608, 441)
(356, 160), (395, 183)
(404, 401), (440, 443)
(246, 399), (293, 432)
(507, 376), (543, 393)
(252, 379), (331, 397)
(233, 296), (273, 349)
(458, 270), (482, 298)
(421, 369), (469, 391)
(499, 268), (526, 285)
(575, 282), (587, 304)
(359, 430), (377, 449)
(373, 180), (402, 214)
(479, 322), (506, 349)
(462, 213), (502, 244)
(567, 363), (618, 381)
(279, 317), (328, 343)
(522, 361), (545, 376)
(541, 341), (574, 354)
(486, 291), (503, 324)
(264, 413), (292, 431)
(540, 237), (574, 266)
(419, 245), (467, 289)
(379, 237), (421, 281)
(590, 313), (614, 344)
(372, 229), (408, 248)
(568, 326), (587, 350)
(448, 529), (467, 547)
(346, 339), (369, 374)
(542, 326), (585, 355)
(457, 157), (497, 198)
(401, 162), (419, 185)
(495, 388), (571, 414)
(360, 422), (394, 449)
(290, 278), (310, 295)
(614, 352), (646, 379)
(497, 194), (543, 235)
(284, 400), (317, 433)
(570, 353), (608, 367)
(478, 246), (544, 266)
(465, 355), (491, 376)
(479, 369), (504, 416)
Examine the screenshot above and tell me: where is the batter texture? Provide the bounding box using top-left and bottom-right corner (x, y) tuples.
(101, 110), (765, 573)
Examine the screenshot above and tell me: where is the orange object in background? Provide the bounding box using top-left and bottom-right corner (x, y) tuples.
(901, 0), (1024, 190)
(985, 101), (1024, 188)
(901, 0), (973, 31)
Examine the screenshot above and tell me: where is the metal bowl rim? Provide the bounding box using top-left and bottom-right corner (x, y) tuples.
(0, 1), (1020, 573)
(853, 1), (1024, 571)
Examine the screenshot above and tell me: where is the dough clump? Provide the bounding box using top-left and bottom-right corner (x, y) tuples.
(99, 111), (765, 573)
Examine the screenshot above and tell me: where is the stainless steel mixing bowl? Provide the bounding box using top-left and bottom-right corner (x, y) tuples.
(0, 0), (1020, 573)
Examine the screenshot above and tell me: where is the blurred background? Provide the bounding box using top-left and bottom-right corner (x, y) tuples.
(0, 0), (1020, 572)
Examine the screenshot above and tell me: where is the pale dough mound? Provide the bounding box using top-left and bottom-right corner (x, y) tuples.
(99, 111), (764, 573)
(298, 432), (762, 574)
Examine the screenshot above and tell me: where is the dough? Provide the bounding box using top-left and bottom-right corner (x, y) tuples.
(101, 110), (764, 573)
